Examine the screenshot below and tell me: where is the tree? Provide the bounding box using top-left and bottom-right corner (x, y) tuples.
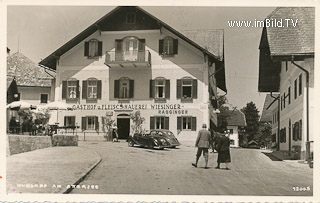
(130, 111), (145, 134)
(217, 95), (229, 133)
(241, 101), (260, 142)
(256, 122), (272, 147)
(101, 113), (116, 140)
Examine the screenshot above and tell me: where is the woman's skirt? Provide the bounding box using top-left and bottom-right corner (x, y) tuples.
(218, 150), (231, 163)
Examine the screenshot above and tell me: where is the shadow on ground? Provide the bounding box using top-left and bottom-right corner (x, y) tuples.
(262, 152), (282, 161)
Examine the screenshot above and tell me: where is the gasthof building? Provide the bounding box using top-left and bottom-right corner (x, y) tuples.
(40, 6), (227, 141)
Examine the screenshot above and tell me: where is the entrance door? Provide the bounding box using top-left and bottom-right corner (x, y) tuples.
(117, 114), (130, 140)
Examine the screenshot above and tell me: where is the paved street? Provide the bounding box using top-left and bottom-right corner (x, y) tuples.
(71, 140), (313, 195)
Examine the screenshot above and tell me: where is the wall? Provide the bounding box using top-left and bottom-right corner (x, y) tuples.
(18, 86), (52, 105)
(227, 126), (239, 147)
(8, 135), (52, 155)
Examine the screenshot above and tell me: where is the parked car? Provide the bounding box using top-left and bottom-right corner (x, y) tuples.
(128, 129), (180, 149)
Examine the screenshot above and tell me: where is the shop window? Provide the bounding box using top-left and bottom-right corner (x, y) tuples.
(149, 78), (170, 100)
(64, 116), (75, 127)
(84, 39), (102, 58)
(82, 78), (102, 101)
(114, 78), (134, 99)
(177, 78), (197, 101)
(126, 13), (136, 24)
(177, 116), (196, 131)
(299, 74), (302, 96)
(159, 37), (178, 56)
(62, 80), (79, 101)
(150, 116), (169, 130)
(81, 116), (99, 131)
(40, 94), (48, 104)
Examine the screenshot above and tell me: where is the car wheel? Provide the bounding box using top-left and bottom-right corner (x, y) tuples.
(159, 147), (164, 150)
(128, 140), (134, 147)
(148, 142), (154, 149)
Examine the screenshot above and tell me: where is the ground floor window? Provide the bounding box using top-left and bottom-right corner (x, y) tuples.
(150, 116), (169, 130)
(64, 116), (75, 127)
(177, 116), (196, 131)
(82, 116), (99, 131)
(40, 94), (48, 104)
(230, 139), (235, 145)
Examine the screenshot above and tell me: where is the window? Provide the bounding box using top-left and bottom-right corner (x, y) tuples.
(299, 74), (302, 96)
(64, 116), (75, 127)
(84, 39), (102, 58)
(177, 78), (198, 101)
(177, 116), (196, 131)
(82, 79), (102, 101)
(285, 61), (288, 72)
(288, 86), (291, 104)
(228, 129), (234, 134)
(294, 79), (297, 99)
(230, 140), (235, 145)
(114, 78), (134, 99)
(159, 37), (178, 55)
(81, 116), (99, 131)
(40, 94), (48, 104)
(87, 117), (95, 130)
(62, 80), (79, 101)
(150, 78), (170, 100)
(150, 116), (169, 130)
(126, 13), (136, 24)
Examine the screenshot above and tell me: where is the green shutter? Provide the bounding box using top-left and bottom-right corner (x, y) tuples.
(84, 42), (89, 56)
(82, 81), (87, 99)
(150, 117), (155, 130)
(149, 80), (155, 98)
(159, 39), (164, 55)
(191, 117), (197, 131)
(164, 117), (169, 130)
(192, 79), (198, 99)
(177, 117), (181, 130)
(165, 80), (170, 99)
(129, 80), (134, 98)
(173, 39), (178, 54)
(82, 117), (86, 131)
(176, 79), (181, 99)
(114, 80), (119, 98)
(62, 81), (67, 99)
(97, 80), (102, 99)
(98, 41), (103, 56)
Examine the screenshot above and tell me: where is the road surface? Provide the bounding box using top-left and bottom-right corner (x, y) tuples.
(71, 140), (313, 195)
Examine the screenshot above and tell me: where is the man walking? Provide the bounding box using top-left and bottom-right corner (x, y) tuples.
(192, 124), (210, 169)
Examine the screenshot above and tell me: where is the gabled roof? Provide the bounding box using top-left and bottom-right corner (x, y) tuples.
(39, 6), (226, 91)
(258, 7), (314, 92)
(226, 109), (246, 127)
(7, 52), (55, 87)
(260, 94), (278, 123)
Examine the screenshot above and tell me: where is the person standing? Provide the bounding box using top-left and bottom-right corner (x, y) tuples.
(112, 128), (119, 142)
(215, 132), (231, 170)
(192, 124), (211, 169)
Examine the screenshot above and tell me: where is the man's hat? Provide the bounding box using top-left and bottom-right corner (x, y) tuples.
(202, 124), (207, 128)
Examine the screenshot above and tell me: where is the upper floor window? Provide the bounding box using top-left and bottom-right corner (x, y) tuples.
(126, 13), (136, 24)
(177, 78), (197, 101)
(114, 77), (134, 99)
(84, 39), (102, 58)
(150, 78), (170, 100)
(62, 79), (79, 101)
(82, 78), (102, 101)
(40, 94), (48, 104)
(159, 37), (178, 56)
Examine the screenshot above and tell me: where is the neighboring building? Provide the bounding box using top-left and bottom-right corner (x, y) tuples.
(258, 7), (314, 159)
(226, 109), (246, 147)
(39, 6), (227, 141)
(7, 52), (55, 106)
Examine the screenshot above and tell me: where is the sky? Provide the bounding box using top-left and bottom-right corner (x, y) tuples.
(7, 6), (276, 114)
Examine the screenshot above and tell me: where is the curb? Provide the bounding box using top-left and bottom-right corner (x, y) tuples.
(63, 149), (102, 194)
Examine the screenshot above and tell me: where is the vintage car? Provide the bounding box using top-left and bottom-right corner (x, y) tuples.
(128, 129), (180, 149)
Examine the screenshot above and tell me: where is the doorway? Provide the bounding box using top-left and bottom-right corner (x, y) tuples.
(117, 114), (130, 140)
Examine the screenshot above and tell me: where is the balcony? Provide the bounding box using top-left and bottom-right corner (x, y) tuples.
(105, 50), (151, 68)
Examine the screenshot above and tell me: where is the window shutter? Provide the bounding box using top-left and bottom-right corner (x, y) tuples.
(138, 39), (145, 51)
(129, 80), (134, 98)
(149, 80), (155, 98)
(98, 41), (103, 56)
(76, 80), (80, 99)
(82, 81), (87, 99)
(84, 42), (89, 56)
(292, 124), (296, 141)
(192, 79), (198, 99)
(150, 117), (155, 130)
(177, 117), (181, 130)
(284, 128), (286, 142)
(95, 116), (99, 131)
(115, 40), (122, 51)
(165, 80), (170, 99)
(176, 79), (181, 99)
(159, 39), (164, 55)
(82, 117), (86, 131)
(299, 120), (302, 140)
(191, 117), (197, 131)
(64, 117), (67, 126)
(97, 80), (102, 99)
(164, 117), (169, 130)
(114, 80), (119, 98)
(173, 39), (178, 54)
(62, 81), (67, 99)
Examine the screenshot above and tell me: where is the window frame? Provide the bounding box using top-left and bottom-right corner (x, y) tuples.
(87, 78), (98, 100)
(181, 79), (193, 101)
(65, 116), (75, 127)
(87, 116), (96, 130)
(182, 116), (192, 131)
(119, 77), (130, 99)
(155, 78), (166, 100)
(40, 93), (48, 104)
(163, 37), (174, 55)
(88, 39), (99, 58)
(67, 80), (78, 101)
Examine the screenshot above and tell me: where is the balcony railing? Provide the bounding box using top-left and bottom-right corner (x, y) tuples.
(105, 50), (151, 68)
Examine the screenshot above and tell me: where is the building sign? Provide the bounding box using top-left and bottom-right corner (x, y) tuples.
(71, 103), (190, 114)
